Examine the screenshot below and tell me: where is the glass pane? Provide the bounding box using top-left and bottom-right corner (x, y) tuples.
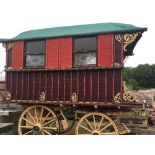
(74, 37), (96, 53)
(74, 52), (96, 65)
(26, 55), (45, 67)
(26, 41), (45, 54)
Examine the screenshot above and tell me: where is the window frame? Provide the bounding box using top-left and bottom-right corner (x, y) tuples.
(73, 36), (98, 67)
(24, 40), (46, 68)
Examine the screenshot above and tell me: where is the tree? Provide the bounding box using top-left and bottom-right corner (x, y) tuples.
(124, 64), (155, 89)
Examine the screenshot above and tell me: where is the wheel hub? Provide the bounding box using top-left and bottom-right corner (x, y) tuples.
(33, 123), (42, 132)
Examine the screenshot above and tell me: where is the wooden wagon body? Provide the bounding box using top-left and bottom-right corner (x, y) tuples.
(0, 23), (147, 135)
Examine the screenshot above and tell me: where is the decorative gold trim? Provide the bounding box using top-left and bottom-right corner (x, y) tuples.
(114, 93), (121, 104)
(5, 91), (11, 101)
(123, 32), (141, 51)
(115, 34), (122, 43)
(39, 92), (46, 102)
(71, 93), (78, 103)
(7, 43), (13, 50)
(114, 82), (139, 104)
(115, 32), (141, 51)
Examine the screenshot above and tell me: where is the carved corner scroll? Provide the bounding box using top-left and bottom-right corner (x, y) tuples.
(5, 91), (11, 101)
(114, 82), (139, 104)
(115, 32), (142, 51)
(71, 93), (78, 104)
(39, 92), (46, 102)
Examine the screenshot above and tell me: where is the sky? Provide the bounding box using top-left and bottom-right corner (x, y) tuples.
(0, 0), (154, 74)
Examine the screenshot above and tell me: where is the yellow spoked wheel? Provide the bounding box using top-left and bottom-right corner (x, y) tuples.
(18, 105), (59, 135)
(75, 112), (119, 135)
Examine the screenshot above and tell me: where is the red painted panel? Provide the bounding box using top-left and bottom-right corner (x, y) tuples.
(46, 39), (59, 68)
(114, 37), (123, 65)
(98, 34), (113, 68)
(59, 37), (72, 68)
(12, 41), (24, 69)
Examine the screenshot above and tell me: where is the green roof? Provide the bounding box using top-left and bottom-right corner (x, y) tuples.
(0, 22), (147, 42)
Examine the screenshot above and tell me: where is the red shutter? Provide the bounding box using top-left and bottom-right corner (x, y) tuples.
(12, 41), (24, 69)
(98, 34), (113, 68)
(59, 37), (72, 68)
(46, 39), (59, 68)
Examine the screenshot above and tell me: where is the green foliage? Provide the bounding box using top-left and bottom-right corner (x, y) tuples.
(127, 79), (138, 90)
(124, 64), (155, 89)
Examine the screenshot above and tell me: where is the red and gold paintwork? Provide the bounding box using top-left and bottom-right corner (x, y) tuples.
(1, 31), (146, 135)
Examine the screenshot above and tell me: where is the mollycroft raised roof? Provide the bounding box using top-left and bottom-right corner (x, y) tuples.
(0, 22), (147, 42)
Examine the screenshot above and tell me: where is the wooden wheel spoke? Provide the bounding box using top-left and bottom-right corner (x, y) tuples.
(18, 105), (59, 135)
(42, 129), (51, 135)
(40, 130), (45, 135)
(39, 107), (44, 123)
(93, 114), (96, 130)
(42, 126), (58, 130)
(84, 118), (94, 130)
(99, 123), (113, 133)
(34, 107), (38, 123)
(23, 117), (35, 126)
(42, 118), (56, 126)
(27, 110), (36, 124)
(33, 131), (37, 135)
(97, 116), (104, 130)
(20, 126), (33, 129)
(76, 112), (118, 135)
(79, 124), (93, 133)
(24, 130), (34, 135)
(41, 112), (51, 124)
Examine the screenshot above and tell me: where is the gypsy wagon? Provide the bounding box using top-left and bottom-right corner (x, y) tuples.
(0, 23), (147, 135)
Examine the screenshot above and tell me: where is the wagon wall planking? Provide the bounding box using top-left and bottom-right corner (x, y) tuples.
(6, 69), (122, 105)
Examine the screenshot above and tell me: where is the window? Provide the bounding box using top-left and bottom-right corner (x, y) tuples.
(25, 40), (45, 67)
(74, 37), (97, 66)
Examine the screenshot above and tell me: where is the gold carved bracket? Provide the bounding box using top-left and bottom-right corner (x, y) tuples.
(71, 93), (78, 104)
(39, 92), (46, 102)
(5, 91), (11, 101)
(114, 82), (139, 104)
(115, 32), (141, 51)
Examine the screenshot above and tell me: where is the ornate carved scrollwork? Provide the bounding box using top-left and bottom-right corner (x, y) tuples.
(114, 92), (121, 104)
(71, 93), (78, 104)
(114, 82), (139, 104)
(2, 43), (13, 50)
(115, 34), (122, 43)
(39, 92), (46, 102)
(123, 32), (141, 51)
(115, 32), (141, 51)
(5, 91), (11, 101)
